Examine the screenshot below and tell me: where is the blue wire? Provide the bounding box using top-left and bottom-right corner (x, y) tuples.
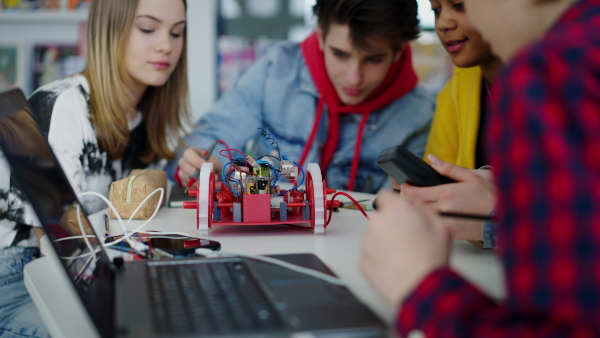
(221, 162), (232, 184)
(293, 161), (305, 187)
(277, 161), (305, 196)
(221, 162), (241, 197)
(271, 173), (279, 190)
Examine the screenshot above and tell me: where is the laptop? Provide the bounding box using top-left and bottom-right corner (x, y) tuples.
(0, 88), (386, 338)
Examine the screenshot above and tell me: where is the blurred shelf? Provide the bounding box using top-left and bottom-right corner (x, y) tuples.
(0, 11), (88, 24)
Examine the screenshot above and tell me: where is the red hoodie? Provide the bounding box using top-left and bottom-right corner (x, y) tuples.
(299, 31), (418, 191)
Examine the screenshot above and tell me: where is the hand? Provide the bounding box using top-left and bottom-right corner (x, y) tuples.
(360, 191), (451, 308)
(391, 177), (402, 191)
(177, 147), (223, 187)
(401, 155), (497, 242)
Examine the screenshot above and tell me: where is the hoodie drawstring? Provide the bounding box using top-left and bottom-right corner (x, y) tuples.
(347, 111), (371, 191)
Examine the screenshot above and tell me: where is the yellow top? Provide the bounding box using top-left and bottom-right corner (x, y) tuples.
(424, 66), (483, 169)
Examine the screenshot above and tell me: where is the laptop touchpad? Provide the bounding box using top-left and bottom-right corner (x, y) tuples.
(268, 281), (336, 305)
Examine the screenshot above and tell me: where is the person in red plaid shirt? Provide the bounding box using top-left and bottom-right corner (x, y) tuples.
(360, 0), (600, 336)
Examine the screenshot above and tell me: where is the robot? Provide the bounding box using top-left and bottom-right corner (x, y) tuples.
(182, 160), (340, 236)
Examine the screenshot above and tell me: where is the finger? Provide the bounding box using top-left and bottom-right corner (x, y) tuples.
(427, 154), (482, 183)
(474, 168), (494, 182)
(178, 157), (203, 186)
(178, 157), (197, 177)
(401, 183), (438, 204)
(391, 177), (402, 191)
(374, 190), (403, 213)
(207, 155), (223, 179)
(184, 147), (209, 168)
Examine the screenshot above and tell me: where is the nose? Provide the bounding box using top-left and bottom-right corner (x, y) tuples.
(345, 60), (363, 86)
(436, 9), (457, 33)
(156, 30), (173, 54)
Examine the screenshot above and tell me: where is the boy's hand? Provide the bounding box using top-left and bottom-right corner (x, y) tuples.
(360, 191), (450, 307)
(177, 147), (222, 187)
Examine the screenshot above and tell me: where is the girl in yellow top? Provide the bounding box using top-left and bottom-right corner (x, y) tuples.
(399, 0), (503, 247)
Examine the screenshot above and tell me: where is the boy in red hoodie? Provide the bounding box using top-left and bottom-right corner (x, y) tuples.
(167, 0), (435, 194)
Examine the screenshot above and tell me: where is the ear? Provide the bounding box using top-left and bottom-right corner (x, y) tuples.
(317, 28), (325, 51)
(393, 43), (406, 62)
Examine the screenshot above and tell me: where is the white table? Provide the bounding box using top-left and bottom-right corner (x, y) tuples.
(102, 190), (506, 324)
(25, 190), (505, 337)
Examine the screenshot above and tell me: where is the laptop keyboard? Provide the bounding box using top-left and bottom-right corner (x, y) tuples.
(147, 259), (284, 336)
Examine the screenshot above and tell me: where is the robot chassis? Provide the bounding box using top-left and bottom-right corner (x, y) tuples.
(182, 163), (341, 235)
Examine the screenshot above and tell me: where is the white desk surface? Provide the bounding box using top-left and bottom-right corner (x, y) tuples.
(96, 190), (506, 325)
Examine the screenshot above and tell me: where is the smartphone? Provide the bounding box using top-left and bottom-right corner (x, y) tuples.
(376, 145), (456, 187)
(148, 235), (221, 256)
(104, 234), (220, 258)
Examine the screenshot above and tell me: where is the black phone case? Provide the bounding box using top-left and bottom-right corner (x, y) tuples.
(376, 145), (455, 186)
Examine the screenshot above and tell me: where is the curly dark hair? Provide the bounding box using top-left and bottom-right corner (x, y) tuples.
(313, 0), (420, 52)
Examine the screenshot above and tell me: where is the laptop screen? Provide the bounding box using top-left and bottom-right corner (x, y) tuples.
(0, 88), (113, 336)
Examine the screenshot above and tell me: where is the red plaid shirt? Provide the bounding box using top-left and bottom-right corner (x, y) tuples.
(397, 0), (600, 336)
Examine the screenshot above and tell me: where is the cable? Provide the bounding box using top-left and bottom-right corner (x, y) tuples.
(194, 249), (367, 287)
(257, 154), (281, 163)
(219, 148), (246, 162)
(58, 188), (165, 260)
(257, 128), (281, 160)
(326, 192), (369, 226)
(82, 188), (165, 247)
(277, 160), (305, 196)
(221, 162), (242, 197)
(216, 139), (232, 160)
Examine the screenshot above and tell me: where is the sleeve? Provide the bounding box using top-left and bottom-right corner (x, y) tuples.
(481, 209), (496, 249)
(396, 88), (436, 162)
(402, 112), (433, 162)
(1, 152), (41, 228)
(165, 49), (276, 181)
(423, 76), (459, 164)
(396, 48), (600, 337)
(45, 91), (90, 196)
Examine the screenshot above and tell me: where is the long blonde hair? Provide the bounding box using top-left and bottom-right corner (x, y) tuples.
(83, 0), (190, 163)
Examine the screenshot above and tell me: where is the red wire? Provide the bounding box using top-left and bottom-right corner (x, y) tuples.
(216, 140), (233, 160)
(326, 192), (369, 225)
(233, 164), (256, 175)
(219, 148), (247, 162)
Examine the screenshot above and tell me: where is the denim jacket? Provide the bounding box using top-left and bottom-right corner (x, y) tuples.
(166, 41), (435, 193)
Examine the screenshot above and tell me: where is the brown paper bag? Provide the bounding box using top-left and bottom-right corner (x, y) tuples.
(108, 169), (167, 219)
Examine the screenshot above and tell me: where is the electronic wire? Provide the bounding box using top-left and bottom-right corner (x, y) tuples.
(57, 188), (165, 260)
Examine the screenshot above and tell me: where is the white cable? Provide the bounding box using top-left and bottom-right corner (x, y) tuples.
(194, 249), (368, 287)
(76, 203), (96, 257)
(80, 188), (164, 247)
(58, 187), (165, 259)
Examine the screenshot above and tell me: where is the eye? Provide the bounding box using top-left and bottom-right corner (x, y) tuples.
(431, 7), (441, 16)
(367, 57), (384, 64)
(140, 28), (154, 34)
(170, 32), (182, 38)
(332, 50), (348, 59)
(452, 2), (464, 10)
